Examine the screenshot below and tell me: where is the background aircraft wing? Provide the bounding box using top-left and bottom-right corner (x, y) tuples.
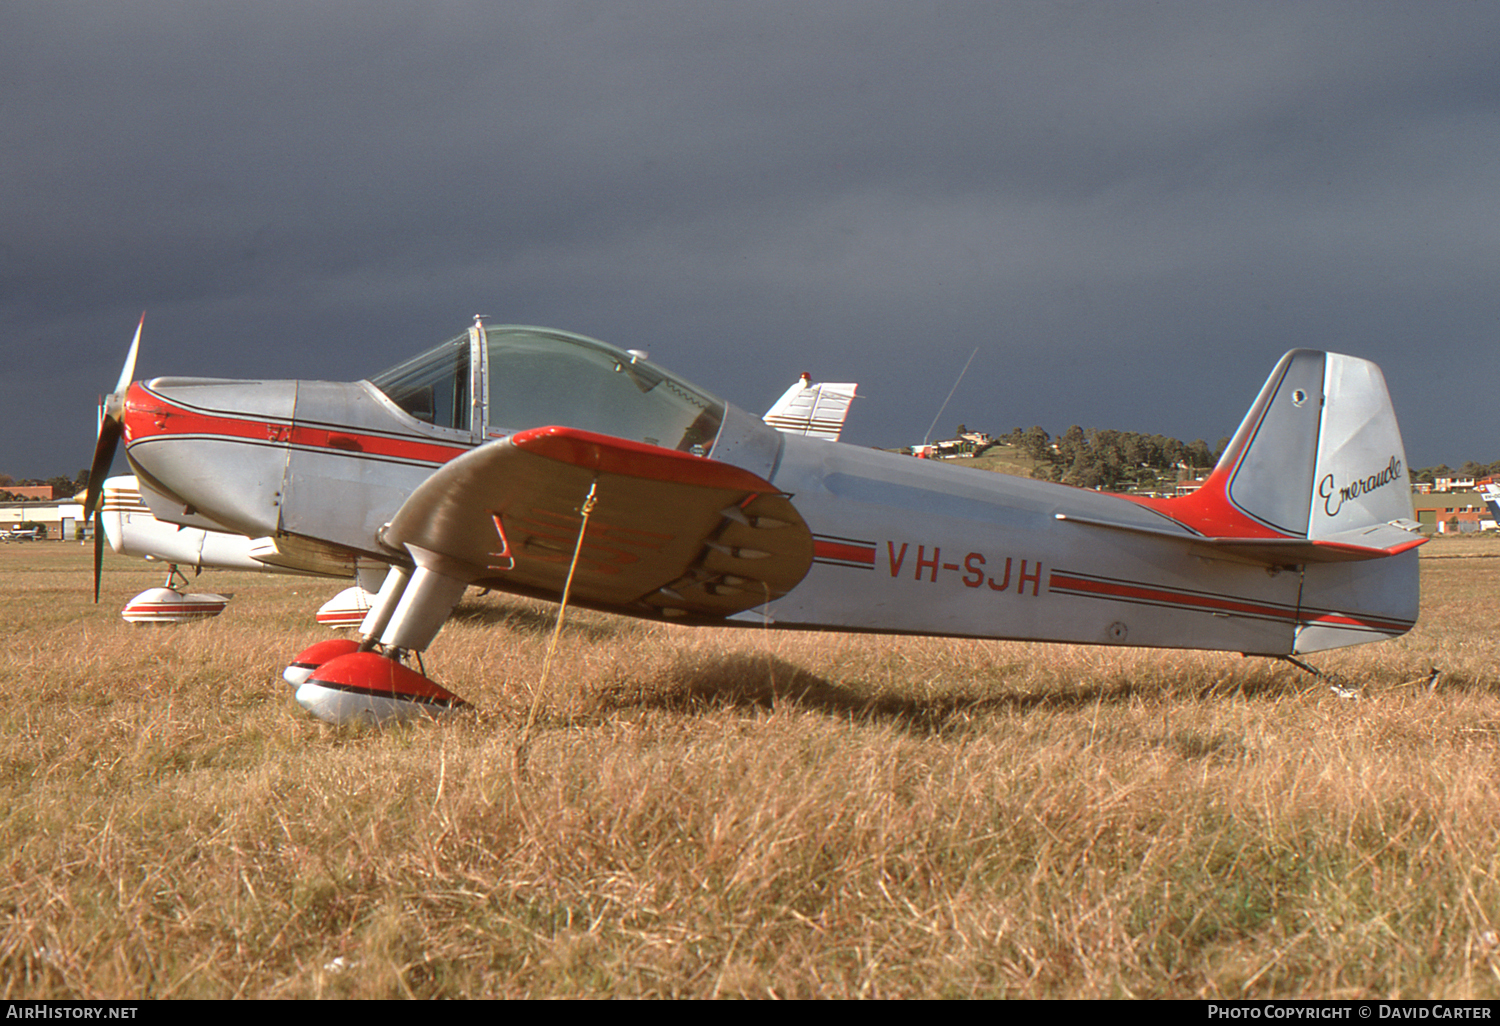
(763, 375), (858, 440)
(381, 426), (814, 619)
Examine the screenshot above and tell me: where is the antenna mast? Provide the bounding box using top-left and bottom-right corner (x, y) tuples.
(922, 347), (979, 445)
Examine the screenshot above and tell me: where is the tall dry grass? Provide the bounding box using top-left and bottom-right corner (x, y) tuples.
(1, 537), (1498, 998)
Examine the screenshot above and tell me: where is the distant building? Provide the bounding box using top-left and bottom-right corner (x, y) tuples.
(907, 435), (984, 459)
(1411, 489), (1493, 534)
(0, 499), (88, 540)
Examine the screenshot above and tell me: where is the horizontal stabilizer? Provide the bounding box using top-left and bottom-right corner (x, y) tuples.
(1055, 512), (1425, 564)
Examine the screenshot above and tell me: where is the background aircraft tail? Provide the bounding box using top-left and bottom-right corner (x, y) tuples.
(763, 374), (858, 441)
(1143, 350), (1422, 652)
(1482, 482), (1500, 522)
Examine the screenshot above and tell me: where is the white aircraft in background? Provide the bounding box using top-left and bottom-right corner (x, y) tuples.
(92, 375), (858, 625)
(1480, 481), (1500, 524)
(86, 315), (1422, 726)
(96, 475), (385, 624)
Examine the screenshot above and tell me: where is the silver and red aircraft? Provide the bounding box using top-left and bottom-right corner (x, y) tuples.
(85, 315), (1424, 724)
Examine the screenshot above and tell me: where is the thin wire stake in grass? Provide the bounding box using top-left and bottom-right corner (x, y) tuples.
(515, 479), (598, 781)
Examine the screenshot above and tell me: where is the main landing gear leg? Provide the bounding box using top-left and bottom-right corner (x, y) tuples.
(285, 563), (470, 725)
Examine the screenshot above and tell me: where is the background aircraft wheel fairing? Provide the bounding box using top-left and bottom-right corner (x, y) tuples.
(314, 584), (380, 628)
(121, 585), (232, 623)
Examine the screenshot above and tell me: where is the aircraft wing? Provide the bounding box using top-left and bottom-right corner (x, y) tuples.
(381, 426), (814, 619)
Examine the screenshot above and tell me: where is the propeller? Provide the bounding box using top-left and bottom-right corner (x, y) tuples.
(85, 314), (143, 603)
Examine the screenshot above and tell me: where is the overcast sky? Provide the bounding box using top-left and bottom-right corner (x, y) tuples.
(4, 1), (1497, 481)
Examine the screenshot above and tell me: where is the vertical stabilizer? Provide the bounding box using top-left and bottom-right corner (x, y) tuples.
(1482, 483), (1500, 522)
(1152, 349), (1420, 551)
(1221, 349), (1326, 537)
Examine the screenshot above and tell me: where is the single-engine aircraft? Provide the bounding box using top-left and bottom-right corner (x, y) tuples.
(85, 315), (1424, 725)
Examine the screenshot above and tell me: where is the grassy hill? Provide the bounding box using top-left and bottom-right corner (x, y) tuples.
(948, 443), (1039, 478)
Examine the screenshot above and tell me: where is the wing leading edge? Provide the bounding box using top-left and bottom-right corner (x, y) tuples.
(382, 426), (814, 620)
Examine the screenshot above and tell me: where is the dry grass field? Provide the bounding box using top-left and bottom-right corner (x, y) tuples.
(2, 536), (1499, 999)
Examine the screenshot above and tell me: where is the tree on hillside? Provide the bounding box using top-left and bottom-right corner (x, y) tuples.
(1184, 439), (1214, 471)
(1005, 426), (1053, 464)
(43, 476), (77, 499)
(994, 424), (1496, 494)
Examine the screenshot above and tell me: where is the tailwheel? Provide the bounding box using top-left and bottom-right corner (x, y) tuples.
(295, 650), (468, 726)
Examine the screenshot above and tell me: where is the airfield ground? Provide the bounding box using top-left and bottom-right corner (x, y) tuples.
(2, 538), (1498, 998)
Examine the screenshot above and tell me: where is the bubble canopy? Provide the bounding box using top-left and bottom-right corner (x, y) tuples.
(367, 325), (726, 454)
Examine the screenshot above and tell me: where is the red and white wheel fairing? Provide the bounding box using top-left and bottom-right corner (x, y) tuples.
(295, 651), (467, 726)
(283, 637), (361, 686)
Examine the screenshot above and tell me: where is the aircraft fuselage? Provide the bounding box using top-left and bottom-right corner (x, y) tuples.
(121, 359), (1417, 659)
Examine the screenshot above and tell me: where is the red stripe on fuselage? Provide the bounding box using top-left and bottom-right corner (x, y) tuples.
(1048, 570), (1413, 634)
(1048, 571), (1295, 621)
(122, 383), (470, 466)
(813, 539), (876, 565)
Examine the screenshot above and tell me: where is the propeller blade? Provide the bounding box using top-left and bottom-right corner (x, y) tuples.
(84, 416), (122, 518)
(88, 314), (144, 604)
(85, 315), (144, 517)
(93, 510), (104, 604)
(116, 313), (143, 396)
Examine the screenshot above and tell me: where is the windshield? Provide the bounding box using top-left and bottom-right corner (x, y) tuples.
(367, 333), (471, 432)
(484, 327), (723, 453)
(367, 325), (725, 454)
(483, 328), (723, 453)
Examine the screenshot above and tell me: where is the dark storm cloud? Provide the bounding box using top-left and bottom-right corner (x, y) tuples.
(4, 1), (1498, 479)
